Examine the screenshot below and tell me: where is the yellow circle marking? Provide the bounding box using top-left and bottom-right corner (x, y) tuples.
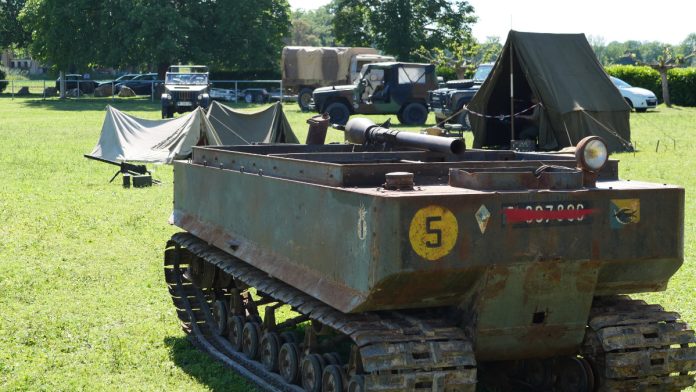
(409, 205), (458, 261)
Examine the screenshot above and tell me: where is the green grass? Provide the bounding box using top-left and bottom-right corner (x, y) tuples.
(0, 97), (694, 391)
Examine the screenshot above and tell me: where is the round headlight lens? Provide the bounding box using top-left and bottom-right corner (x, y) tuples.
(576, 136), (608, 172)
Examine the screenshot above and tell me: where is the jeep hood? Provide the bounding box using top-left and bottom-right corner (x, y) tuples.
(165, 85), (208, 93)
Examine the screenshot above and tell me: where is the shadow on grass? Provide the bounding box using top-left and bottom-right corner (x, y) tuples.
(164, 335), (257, 392)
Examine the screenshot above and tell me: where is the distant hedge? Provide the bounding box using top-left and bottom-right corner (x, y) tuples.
(0, 69), (7, 93)
(605, 65), (696, 107)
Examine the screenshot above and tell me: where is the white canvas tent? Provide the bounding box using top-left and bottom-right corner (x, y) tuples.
(88, 106), (217, 163)
(88, 102), (298, 164)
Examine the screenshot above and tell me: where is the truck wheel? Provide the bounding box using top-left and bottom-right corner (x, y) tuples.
(401, 103), (428, 125)
(325, 102), (350, 125)
(298, 88), (314, 112)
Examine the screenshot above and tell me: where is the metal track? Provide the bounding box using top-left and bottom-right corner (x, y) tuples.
(165, 232), (477, 392)
(582, 295), (696, 391)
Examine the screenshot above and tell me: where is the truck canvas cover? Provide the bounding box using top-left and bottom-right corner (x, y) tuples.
(282, 46), (381, 85)
(468, 31), (632, 153)
(88, 102), (298, 163)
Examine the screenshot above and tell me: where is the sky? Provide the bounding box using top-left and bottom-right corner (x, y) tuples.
(287, 0), (696, 45)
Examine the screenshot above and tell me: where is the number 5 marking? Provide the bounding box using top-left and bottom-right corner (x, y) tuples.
(409, 206), (458, 261)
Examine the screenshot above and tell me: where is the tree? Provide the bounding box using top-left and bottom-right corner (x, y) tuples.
(332, 0), (476, 62)
(0, 0), (30, 48)
(289, 6), (335, 46)
(19, 0), (290, 76)
(640, 46), (695, 107)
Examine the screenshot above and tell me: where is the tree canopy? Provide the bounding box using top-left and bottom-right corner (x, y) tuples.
(332, 0), (477, 62)
(16, 0), (290, 74)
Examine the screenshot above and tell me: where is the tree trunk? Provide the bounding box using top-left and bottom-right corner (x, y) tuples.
(659, 70), (671, 107)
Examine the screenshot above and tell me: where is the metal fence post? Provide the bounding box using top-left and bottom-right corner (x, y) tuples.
(43, 80), (46, 100)
(11, 80), (14, 99)
(112, 81), (115, 101)
(235, 81), (238, 103)
(280, 80), (283, 103)
(151, 81), (154, 102)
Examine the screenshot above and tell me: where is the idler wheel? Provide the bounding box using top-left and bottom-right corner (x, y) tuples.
(322, 364), (345, 392)
(228, 316), (245, 351)
(211, 299), (228, 335)
(242, 321), (261, 359)
(301, 353), (325, 392)
(260, 332), (281, 372)
(279, 342), (300, 384)
(347, 375), (365, 392)
(555, 357), (593, 392)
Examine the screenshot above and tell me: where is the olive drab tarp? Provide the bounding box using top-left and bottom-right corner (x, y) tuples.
(468, 31), (632, 153)
(205, 101), (299, 145)
(88, 102), (298, 163)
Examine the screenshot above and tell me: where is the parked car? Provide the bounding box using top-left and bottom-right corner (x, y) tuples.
(114, 73), (159, 95)
(610, 76), (657, 112)
(55, 74), (98, 94)
(98, 73), (139, 86)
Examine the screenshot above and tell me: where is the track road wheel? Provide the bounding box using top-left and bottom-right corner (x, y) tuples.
(347, 375), (365, 392)
(228, 315), (245, 351)
(298, 88), (313, 111)
(279, 342), (300, 384)
(242, 321), (261, 359)
(260, 332), (281, 372)
(324, 102), (350, 125)
(401, 102), (428, 125)
(301, 353), (325, 392)
(212, 299), (228, 335)
(322, 364), (345, 392)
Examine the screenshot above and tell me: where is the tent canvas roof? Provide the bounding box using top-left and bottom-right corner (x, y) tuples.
(88, 102), (298, 164)
(468, 30), (632, 153)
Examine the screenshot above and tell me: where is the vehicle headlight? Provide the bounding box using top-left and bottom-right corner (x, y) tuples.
(161, 93), (171, 100)
(197, 94), (203, 101)
(575, 136), (608, 172)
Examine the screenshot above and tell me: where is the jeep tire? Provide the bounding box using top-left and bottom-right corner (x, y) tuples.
(458, 110), (471, 130)
(297, 88), (314, 112)
(401, 102), (428, 125)
(324, 102), (351, 125)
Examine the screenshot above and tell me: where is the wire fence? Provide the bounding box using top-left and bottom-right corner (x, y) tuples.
(0, 79), (290, 103)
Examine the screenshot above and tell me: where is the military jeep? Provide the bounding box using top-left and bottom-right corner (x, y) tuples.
(161, 65), (210, 119)
(309, 62), (437, 125)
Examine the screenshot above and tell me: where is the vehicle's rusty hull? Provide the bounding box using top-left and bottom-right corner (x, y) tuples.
(172, 144), (684, 361)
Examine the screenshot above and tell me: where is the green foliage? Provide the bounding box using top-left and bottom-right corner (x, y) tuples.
(289, 6), (335, 46)
(0, 0), (30, 48)
(667, 68), (696, 107)
(18, 0), (290, 75)
(605, 65), (696, 107)
(0, 69), (7, 93)
(435, 65), (457, 81)
(332, 0), (477, 62)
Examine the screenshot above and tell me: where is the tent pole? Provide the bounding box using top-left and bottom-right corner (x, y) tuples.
(509, 43), (515, 148)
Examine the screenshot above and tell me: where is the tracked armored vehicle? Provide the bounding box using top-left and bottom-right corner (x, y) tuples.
(165, 118), (696, 392)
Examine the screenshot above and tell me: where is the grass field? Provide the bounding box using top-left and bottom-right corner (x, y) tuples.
(0, 96), (694, 391)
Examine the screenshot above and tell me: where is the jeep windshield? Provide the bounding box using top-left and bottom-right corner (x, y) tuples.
(165, 73), (209, 85)
(473, 64), (493, 83)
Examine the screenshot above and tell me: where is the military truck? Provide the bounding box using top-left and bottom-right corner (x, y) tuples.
(310, 62), (438, 126)
(282, 46), (395, 111)
(161, 65), (211, 119)
(429, 63), (493, 128)
(164, 119), (696, 392)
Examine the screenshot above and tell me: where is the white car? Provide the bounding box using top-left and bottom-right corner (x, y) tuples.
(610, 76), (658, 112)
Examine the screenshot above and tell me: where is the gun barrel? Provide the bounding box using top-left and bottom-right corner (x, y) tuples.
(84, 154), (120, 167)
(344, 118), (464, 154)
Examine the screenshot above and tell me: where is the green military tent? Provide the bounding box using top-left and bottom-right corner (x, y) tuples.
(468, 31), (633, 153)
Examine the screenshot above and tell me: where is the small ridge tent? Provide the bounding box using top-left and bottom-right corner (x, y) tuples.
(468, 31), (632, 153)
(88, 102), (298, 164)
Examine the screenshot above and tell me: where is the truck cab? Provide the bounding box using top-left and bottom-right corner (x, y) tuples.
(310, 62), (437, 125)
